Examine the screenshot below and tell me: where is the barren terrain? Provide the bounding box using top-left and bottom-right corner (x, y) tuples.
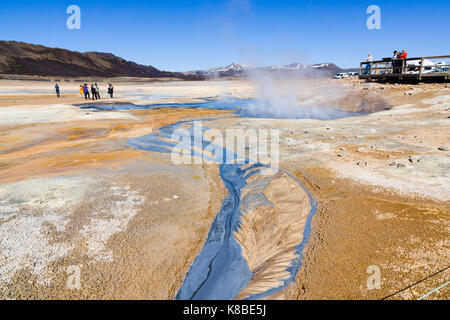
(0, 78), (448, 300)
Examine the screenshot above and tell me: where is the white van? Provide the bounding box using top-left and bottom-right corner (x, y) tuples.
(333, 73), (349, 79)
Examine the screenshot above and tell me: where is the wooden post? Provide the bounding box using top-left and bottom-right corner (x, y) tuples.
(385, 62), (388, 80)
(418, 57), (424, 80)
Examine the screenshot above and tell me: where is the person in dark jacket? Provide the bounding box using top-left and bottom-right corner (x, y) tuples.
(108, 83), (114, 98)
(392, 51), (400, 74)
(94, 83), (101, 100)
(55, 83), (60, 97)
(91, 84), (97, 101)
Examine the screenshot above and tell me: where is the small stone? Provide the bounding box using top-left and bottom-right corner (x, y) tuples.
(408, 155), (423, 163)
(438, 146), (449, 151)
(337, 153), (348, 157)
(339, 147), (345, 150)
(397, 163), (405, 168)
(389, 161), (397, 167)
(356, 147), (364, 153)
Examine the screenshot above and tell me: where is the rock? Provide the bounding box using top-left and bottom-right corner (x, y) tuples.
(356, 147), (364, 153)
(357, 160), (367, 167)
(390, 160), (406, 168)
(304, 130), (311, 134)
(408, 155), (422, 163)
(337, 153), (348, 157)
(339, 147), (345, 150)
(286, 138), (296, 146)
(438, 146), (449, 151)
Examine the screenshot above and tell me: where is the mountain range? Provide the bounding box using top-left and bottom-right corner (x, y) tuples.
(186, 62), (358, 78)
(0, 41), (357, 79)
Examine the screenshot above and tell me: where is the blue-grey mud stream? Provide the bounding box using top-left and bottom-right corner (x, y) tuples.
(79, 98), (360, 299)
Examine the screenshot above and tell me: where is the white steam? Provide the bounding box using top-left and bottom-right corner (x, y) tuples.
(244, 69), (353, 119)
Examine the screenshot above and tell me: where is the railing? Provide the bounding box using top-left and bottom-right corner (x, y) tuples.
(359, 55), (450, 80)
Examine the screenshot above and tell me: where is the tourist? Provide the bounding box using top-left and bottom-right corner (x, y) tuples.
(108, 83), (114, 98)
(398, 50), (408, 73)
(95, 83), (101, 100)
(91, 84), (97, 101)
(79, 85), (84, 97)
(363, 54), (373, 75)
(392, 50), (401, 74)
(55, 83), (60, 98)
(83, 83), (90, 100)
(400, 49), (408, 59)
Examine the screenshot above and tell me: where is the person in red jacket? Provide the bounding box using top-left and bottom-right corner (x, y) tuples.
(398, 50), (408, 73)
(400, 49), (407, 59)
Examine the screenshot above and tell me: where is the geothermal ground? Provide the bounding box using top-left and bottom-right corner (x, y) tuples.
(0, 78), (448, 300)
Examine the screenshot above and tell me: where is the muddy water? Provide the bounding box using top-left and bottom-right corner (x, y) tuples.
(75, 99), (322, 299)
(76, 95), (366, 120)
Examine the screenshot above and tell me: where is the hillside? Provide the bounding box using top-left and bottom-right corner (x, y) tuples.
(0, 41), (196, 79)
(0, 41), (358, 80)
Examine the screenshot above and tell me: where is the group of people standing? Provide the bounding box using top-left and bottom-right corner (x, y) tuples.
(362, 49), (408, 74)
(392, 50), (408, 74)
(80, 83), (114, 100)
(54, 83), (114, 99)
(80, 83), (101, 100)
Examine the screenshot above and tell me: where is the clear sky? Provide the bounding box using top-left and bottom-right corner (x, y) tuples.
(1, 0), (449, 71)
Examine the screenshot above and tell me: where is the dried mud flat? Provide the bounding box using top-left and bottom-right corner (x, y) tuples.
(0, 79), (448, 299)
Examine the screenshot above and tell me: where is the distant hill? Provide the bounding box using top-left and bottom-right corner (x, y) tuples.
(0, 41), (358, 79)
(0, 41), (198, 79)
(186, 62), (359, 78)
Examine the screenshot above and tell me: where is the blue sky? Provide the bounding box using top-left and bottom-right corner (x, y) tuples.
(1, 0), (449, 71)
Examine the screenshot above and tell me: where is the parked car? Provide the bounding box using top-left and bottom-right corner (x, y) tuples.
(406, 59), (449, 74)
(333, 73), (349, 79)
